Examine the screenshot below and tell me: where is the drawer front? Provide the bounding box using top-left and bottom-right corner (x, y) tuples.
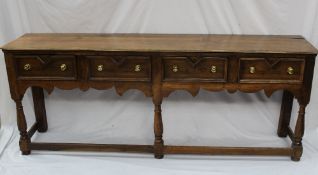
(163, 56), (227, 82)
(15, 55), (77, 80)
(239, 58), (305, 83)
(88, 56), (151, 81)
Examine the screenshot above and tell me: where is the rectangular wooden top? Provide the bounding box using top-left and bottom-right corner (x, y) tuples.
(1, 33), (317, 54)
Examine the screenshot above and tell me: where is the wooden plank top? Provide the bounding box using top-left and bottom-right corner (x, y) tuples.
(1, 33), (317, 54)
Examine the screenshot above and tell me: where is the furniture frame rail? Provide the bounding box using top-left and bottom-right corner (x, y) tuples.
(26, 121), (293, 157)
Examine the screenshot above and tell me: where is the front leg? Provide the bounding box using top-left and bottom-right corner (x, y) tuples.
(291, 103), (306, 161)
(153, 101), (164, 159)
(15, 98), (31, 155)
(32, 87), (48, 132)
(152, 57), (164, 159)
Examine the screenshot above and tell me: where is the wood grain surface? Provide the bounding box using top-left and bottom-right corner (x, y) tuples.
(2, 33), (317, 54)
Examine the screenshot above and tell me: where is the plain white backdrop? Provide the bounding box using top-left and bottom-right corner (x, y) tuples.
(1, 0), (318, 175)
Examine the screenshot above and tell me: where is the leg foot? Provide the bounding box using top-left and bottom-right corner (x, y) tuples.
(291, 157), (300, 161)
(22, 150), (31, 155)
(291, 144), (302, 161)
(155, 154), (164, 159)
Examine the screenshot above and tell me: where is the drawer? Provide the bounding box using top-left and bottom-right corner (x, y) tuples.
(239, 58), (305, 83)
(15, 55), (77, 80)
(88, 56), (151, 81)
(163, 56), (227, 82)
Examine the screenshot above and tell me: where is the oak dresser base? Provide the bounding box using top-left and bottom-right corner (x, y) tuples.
(2, 34), (317, 161)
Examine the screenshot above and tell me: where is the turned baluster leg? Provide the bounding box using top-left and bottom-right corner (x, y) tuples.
(277, 90), (294, 137)
(32, 87), (48, 132)
(291, 104), (306, 161)
(15, 99), (31, 155)
(153, 102), (164, 159)
(152, 57), (164, 159)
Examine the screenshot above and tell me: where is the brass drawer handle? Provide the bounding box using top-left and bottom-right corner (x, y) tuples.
(287, 67), (294, 75)
(134, 64), (141, 72)
(172, 65), (178, 72)
(211, 65), (217, 73)
(24, 64), (31, 71)
(60, 64), (67, 71)
(249, 66), (256, 74)
(97, 65), (103, 71)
